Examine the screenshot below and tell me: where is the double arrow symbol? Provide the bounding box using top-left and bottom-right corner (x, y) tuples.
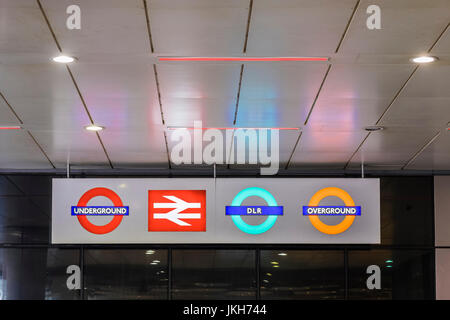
(153, 196), (201, 226)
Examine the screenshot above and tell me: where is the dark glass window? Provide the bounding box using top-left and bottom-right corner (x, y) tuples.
(172, 250), (256, 299)
(0, 175), (51, 244)
(380, 177), (433, 246)
(260, 250), (345, 300)
(84, 249), (168, 300)
(348, 249), (434, 300)
(0, 248), (80, 300)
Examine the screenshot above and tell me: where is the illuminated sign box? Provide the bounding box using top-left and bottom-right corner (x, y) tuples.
(52, 178), (380, 244)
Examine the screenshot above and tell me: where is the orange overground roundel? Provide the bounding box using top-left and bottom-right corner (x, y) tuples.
(307, 187), (357, 235)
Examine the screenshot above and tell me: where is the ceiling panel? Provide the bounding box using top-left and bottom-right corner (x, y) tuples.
(148, 0), (249, 55)
(40, 0), (150, 55)
(380, 97), (450, 128)
(0, 63), (77, 100)
(0, 130), (52, 169)
(407, 131), (450, 170)
(65, 62), (168, 168)
(41, 2), (170, 168)
(246, 0), (357, 56)
(306, 64), (415, 129)
(0, 0), (57, 55)
(0, 97), (19, 125)
(158, 64), (241, 127)
(236, 63), (329, 127)
(380, 65), (450, 128)
(289, 127), (367, 169)
(0, 63), (109, 168)
(340, 0), (450, 54)
(29, 129), (110, 169)
(431, 27), (450, 54)
(348, 127), (441, 167)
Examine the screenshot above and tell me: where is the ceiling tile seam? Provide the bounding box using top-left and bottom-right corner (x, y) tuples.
(65, 66), (114, 168)
(284, 131), (303, 170)
(334, 0), (361, 53)
(95, 132), (114, 168)
(36, 0), (62, 52)
(375, 65), (420, 125)
(242, 0), (254, 53)
(232, 64), (245, 125)
(26, 131), (56, 169)
(0, 92), (24, 125)
(303, 64), (332, 126)
(401, 131), (441, 170)
(427, 22), (450, 53)
(163, 130), (172, 169)
(152, 64), (172, 169)
(143, 0), (155, 53)
(232, 0), (253, 126)
(1, 91), (56, 169)
(152, 65), (165, 126)
(344, 132), (370, 170)
(37, 0), (113, 169)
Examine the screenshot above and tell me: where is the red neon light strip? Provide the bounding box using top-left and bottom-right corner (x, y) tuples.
(159, 57), (329, 62)
(167, 127), (300, 130)
(0, 126), (22, 130)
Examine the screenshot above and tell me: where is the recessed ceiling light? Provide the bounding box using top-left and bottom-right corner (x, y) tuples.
(270, 261), (279, 265)
(364, 126), (384, 132)
(85, 124), (104, 132)
(52, 55), (76, 63)
(278, 252), (287, 256)
(145, 250), (155, 255)
(411, 56), (437, 64)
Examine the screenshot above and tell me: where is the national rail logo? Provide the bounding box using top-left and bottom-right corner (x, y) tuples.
(302, 187), (361, 235)
(71, 187), (129, 234)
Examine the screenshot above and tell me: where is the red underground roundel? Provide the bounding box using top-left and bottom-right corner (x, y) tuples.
(75, 187), (125, 235)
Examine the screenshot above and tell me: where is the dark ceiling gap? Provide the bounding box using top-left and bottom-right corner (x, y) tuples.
(232, 0), (254, 127)
(284, 131), (303, 170)
(143, 0), (155, 53)
(335, 0), (361, 53)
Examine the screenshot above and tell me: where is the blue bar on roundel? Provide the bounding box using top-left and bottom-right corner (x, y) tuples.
(71, 206), (130, 216)
(302, 206), (361, 216)
(225, 206), (284, 216)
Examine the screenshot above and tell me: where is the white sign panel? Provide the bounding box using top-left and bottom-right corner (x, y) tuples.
(52, 178), (380, 244)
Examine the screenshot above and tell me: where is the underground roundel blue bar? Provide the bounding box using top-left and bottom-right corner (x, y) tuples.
(228, 187), (280, 234)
